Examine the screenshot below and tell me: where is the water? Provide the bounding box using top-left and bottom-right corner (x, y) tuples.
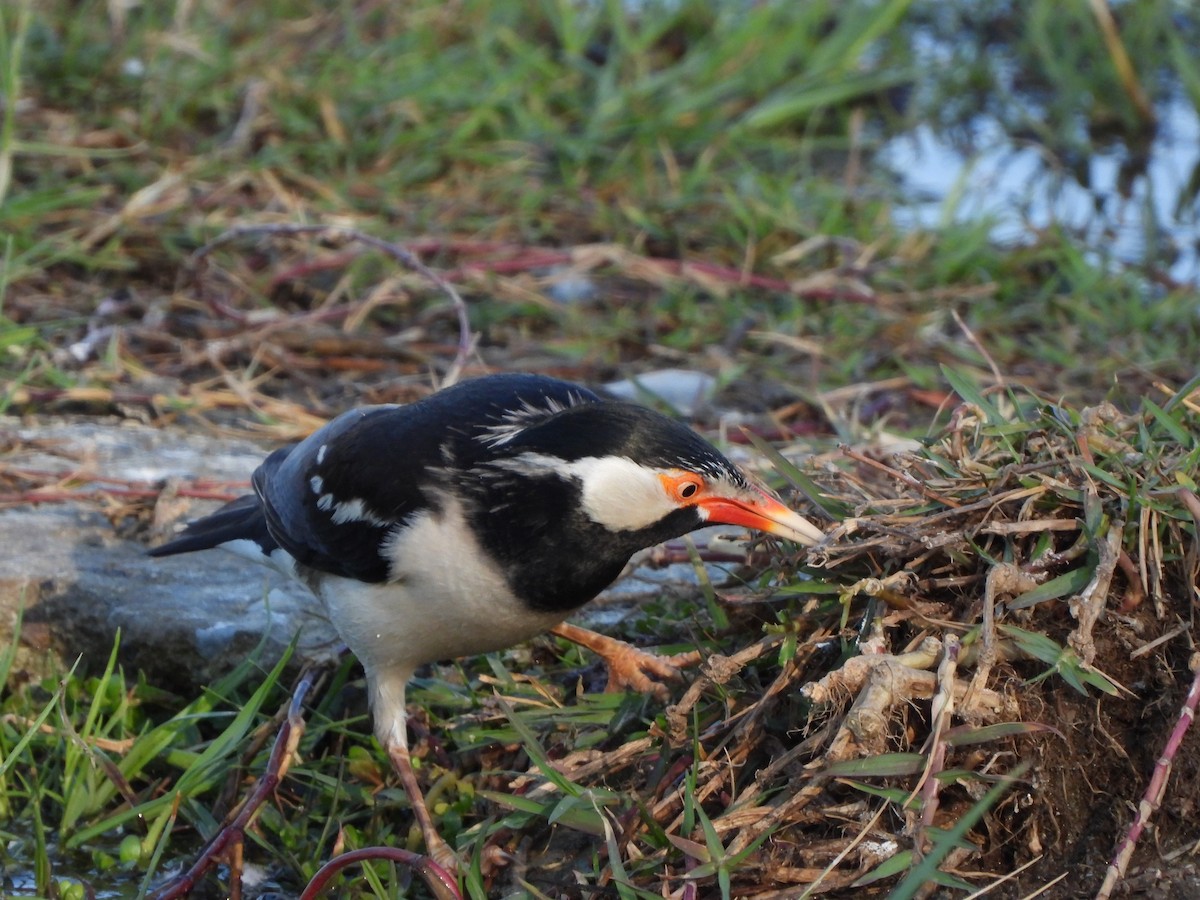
(882, 95), (1200, 286)
(880, 6), (1200, 287)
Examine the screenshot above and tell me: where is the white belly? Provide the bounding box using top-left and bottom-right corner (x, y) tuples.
(316, 569), (566, 672)
(314, 497), (568, 673)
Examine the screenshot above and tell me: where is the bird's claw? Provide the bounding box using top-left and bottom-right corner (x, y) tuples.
(602, 645), (703, 700)
(552, 621), (703, 700)
(424, 841), (460, 882)
(552, 623), (699, 698)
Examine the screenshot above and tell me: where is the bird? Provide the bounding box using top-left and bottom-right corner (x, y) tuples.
(149, 372), (824, 872)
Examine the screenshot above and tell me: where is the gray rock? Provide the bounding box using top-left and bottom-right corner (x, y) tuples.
(604, 369), (718, 417)
(0, 419), (336, 689)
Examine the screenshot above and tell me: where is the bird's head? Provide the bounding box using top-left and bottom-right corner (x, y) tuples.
(472, 400), (824, 548)
(550, 451), (825, 546)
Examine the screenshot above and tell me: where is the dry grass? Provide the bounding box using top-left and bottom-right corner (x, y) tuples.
(440, 373), (1200, 897)
(4, 1), (1200, 896)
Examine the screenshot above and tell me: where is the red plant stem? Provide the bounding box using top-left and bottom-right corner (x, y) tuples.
(1099, 489), (1200, 899)
(1096, 659), (1200, 899)
(2, 487), (241, 506)
(299, 848), (459, 900)
(1, 467), (245, 491)
(190, 224), (474, 385)
(0, 467), (247, 507)
(149, 667), (318, 900)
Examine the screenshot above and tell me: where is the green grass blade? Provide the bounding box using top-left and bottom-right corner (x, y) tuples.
(740, 428), (846, 519)
(1143, 397), (1194, 448)
(66, 641), (294, 847)
(1007, 564), (1094, 610)
(0, 658), (79, 779)
(940, 365), (1003, 426)
(886, 762), (1029, 899)
(823, 752), (927, 779)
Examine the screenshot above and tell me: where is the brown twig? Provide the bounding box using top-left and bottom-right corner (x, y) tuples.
(839, 445), (962, 509)
(1068, 519), (1123, 666)
(188, 223), (476, 387)
(914, 635), (959, 853)
(1115, 549), (1146, 612)
(951, 308), (1004, 388)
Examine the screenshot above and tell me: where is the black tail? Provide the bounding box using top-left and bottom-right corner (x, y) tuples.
(148, 494), (277, 557)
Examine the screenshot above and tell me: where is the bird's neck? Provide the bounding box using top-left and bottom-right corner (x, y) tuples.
(468, 484), (697, 613)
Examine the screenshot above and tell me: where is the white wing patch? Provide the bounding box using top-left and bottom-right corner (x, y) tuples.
(328, 497), (392, 527)
(314, 491), (391, 527)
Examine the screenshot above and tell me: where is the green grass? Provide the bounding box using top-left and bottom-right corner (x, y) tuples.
(3, 0), (1197, 409)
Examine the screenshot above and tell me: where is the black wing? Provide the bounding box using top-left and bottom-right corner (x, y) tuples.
(252, 374), (600, 582)
(150, 374), (599, 579)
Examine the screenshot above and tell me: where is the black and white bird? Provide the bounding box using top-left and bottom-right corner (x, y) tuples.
(150, 373), (823, 870)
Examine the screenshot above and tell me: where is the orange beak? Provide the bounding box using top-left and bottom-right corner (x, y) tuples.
(695, 488), (825, 546)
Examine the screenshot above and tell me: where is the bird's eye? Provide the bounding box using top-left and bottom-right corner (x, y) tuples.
(660, 472), (705, 503)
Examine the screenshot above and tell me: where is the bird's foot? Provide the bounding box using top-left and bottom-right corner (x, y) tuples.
(423, 838), (460, 883)
(551, 622), (702, 700)
(602, 643), (704, 700)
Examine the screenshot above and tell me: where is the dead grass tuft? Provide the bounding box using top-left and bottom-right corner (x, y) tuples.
(471, 373), (1200, 896)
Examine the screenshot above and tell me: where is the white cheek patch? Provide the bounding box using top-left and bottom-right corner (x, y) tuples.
(565, 456), (678, 531)
(489, 452), (688, 532)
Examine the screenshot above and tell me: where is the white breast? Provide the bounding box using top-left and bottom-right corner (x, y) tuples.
(314, 496), (568, 675)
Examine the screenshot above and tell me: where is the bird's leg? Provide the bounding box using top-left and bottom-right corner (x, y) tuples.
(368, 667), (460, 875)
(386, 739), (460, 875)
(551, 622), (703, 700)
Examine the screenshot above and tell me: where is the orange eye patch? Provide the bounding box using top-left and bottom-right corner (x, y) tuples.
(659, 471), (705, 503)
